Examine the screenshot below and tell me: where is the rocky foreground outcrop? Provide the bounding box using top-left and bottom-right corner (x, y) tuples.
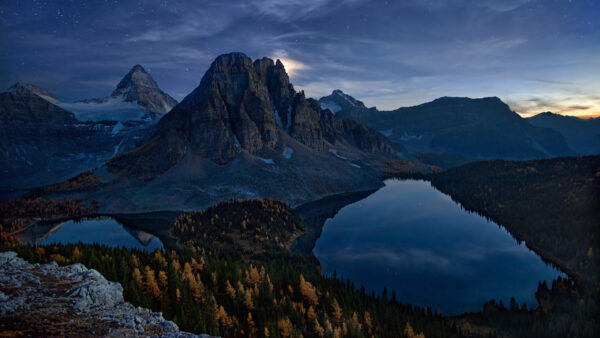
(0, 251), (211, 337)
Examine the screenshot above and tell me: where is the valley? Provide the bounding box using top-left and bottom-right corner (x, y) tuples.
(1, 51), (599, 337)
(1, 155), (598, 337)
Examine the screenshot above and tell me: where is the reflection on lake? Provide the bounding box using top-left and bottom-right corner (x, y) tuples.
(313, 179), (564, 315)
(17, 217), (164, 252)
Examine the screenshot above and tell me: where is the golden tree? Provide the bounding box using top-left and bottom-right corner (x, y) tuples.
(314, 319), (325, 337)
(144, 266), (161, 299)
(226, 280), (236, 300)
(158, 270), (168, 291)
(332, 299), (342, 322)
(306, 305), (317, 321)
(299, 274), (319, 306)
(132, 268), (143, 288)
(277, 317), (294, 337)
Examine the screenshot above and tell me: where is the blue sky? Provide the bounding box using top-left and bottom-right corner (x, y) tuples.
(1, 0), (599, 117)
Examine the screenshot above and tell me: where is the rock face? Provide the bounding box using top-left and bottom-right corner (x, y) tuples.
(323, 91), (575, 160)
(527, 112), (600, 155)
(0, 83), (77, 124)
(39, 53), (406, 212)
(107, 53), (395, 180)
(0, 251), (210, 337)
(319, 89), (367, 113)
(0, 83), (152, 193)
(6, 82), (61, 103)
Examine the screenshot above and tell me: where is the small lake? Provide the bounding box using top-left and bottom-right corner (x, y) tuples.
(18, 217), (164, 252)
(313, 179), (564, 315)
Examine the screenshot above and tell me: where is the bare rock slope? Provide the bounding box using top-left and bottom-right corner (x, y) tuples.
(43, 53), (412, 213)
(0, 251), (211, 337)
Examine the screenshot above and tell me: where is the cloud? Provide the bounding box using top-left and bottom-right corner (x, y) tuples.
(248, 0), (363, 21)
(271, 49), (310, 77)
(125, 6), (238, 43)
(1, 0), (598, 111)
(568, 105), (591, 111)
(507, 95), (600, 118)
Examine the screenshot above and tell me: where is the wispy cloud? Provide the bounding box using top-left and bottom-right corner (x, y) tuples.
(248, 0), (364, 21)
(507, 94), (600, 118)
(1, 0), (598, 112)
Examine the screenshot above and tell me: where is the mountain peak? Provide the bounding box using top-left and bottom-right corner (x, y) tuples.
(131, 64), (147, 73)
(108, 52), (396, 181)
(318, 89), (367, 113)
(7, 82), (59, 101)
(112, 64), (159, 95)
(106, 64), (177, 116)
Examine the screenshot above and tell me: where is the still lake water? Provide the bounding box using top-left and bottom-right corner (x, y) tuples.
(313, 179), (564, 315)
(21, 218), (164, 252)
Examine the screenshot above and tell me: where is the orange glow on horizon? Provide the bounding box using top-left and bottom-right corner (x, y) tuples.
(518, 111), (600, 119)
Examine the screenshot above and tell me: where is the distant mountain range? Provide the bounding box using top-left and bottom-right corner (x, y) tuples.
(527, 112), (600, 155)
(38, 53), (411, 212)
(319, 90), (590, 162)
(0, 65), (176, 194)
(2, 53), (598, 206)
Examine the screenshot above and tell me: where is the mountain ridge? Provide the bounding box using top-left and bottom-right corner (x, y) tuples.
(527, 111), (600, 155)
(320, 90), (575, 161)
(36, 53), (418, 213)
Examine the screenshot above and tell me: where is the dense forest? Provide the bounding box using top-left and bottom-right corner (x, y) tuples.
(429, 156), (599, 285)
(429, 155), (600, 337)
(1, 199), (460, 337)
(1, 156), (599, 337)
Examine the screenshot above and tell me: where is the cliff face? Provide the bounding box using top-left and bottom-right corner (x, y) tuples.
(28, 53), (413, 212)
(107, 53), (396, 181)
(0, 251), (209, 337)
(111, 64), (178, 116)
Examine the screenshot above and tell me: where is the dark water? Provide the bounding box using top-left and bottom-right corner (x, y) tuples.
(19, 217), (164, 252)
(313, 179), (564, 315)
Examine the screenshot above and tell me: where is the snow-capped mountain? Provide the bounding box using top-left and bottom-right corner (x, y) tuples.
(58, 65), (177, 122)
(0, 82), (154, 194)
(318, 89), (368, 113)
(37, 53), (423, 213)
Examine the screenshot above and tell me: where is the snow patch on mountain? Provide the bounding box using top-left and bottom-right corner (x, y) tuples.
(274, 109), (283, 128)
(380, 129), (393, 137)
(320, 101), (341, 113)
(111, 122), (124, 135)
(283, 146), (294, 159)
(328, 148), (348, 160)
(59, 96), (148, 122)
(258, 157), (274, 164)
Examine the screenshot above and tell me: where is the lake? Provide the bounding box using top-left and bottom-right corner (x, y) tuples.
(17, 217), (164, 252)
(313, 179), (564, 315)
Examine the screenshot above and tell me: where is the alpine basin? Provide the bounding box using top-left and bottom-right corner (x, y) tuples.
(313, 179), (564, 315)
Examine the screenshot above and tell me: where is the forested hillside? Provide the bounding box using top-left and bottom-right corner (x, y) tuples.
(429, 156), (600, 337)
(1, 198), (459, 337)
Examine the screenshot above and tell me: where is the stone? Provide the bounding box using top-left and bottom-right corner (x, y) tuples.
(0, 251), (215, 337)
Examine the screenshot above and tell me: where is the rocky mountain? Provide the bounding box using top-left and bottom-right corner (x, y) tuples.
(527, 112), (600, 155)
(58, 64), (177, 122)
(42, 53), (411, 213)
(0, 83), (152, 196)
(0, 83), (77, 124)
(0, 251), (208, 337)
(319, 89), (367, 113)
(6, 82), (61, 103)
(320, 90), (575, 161)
